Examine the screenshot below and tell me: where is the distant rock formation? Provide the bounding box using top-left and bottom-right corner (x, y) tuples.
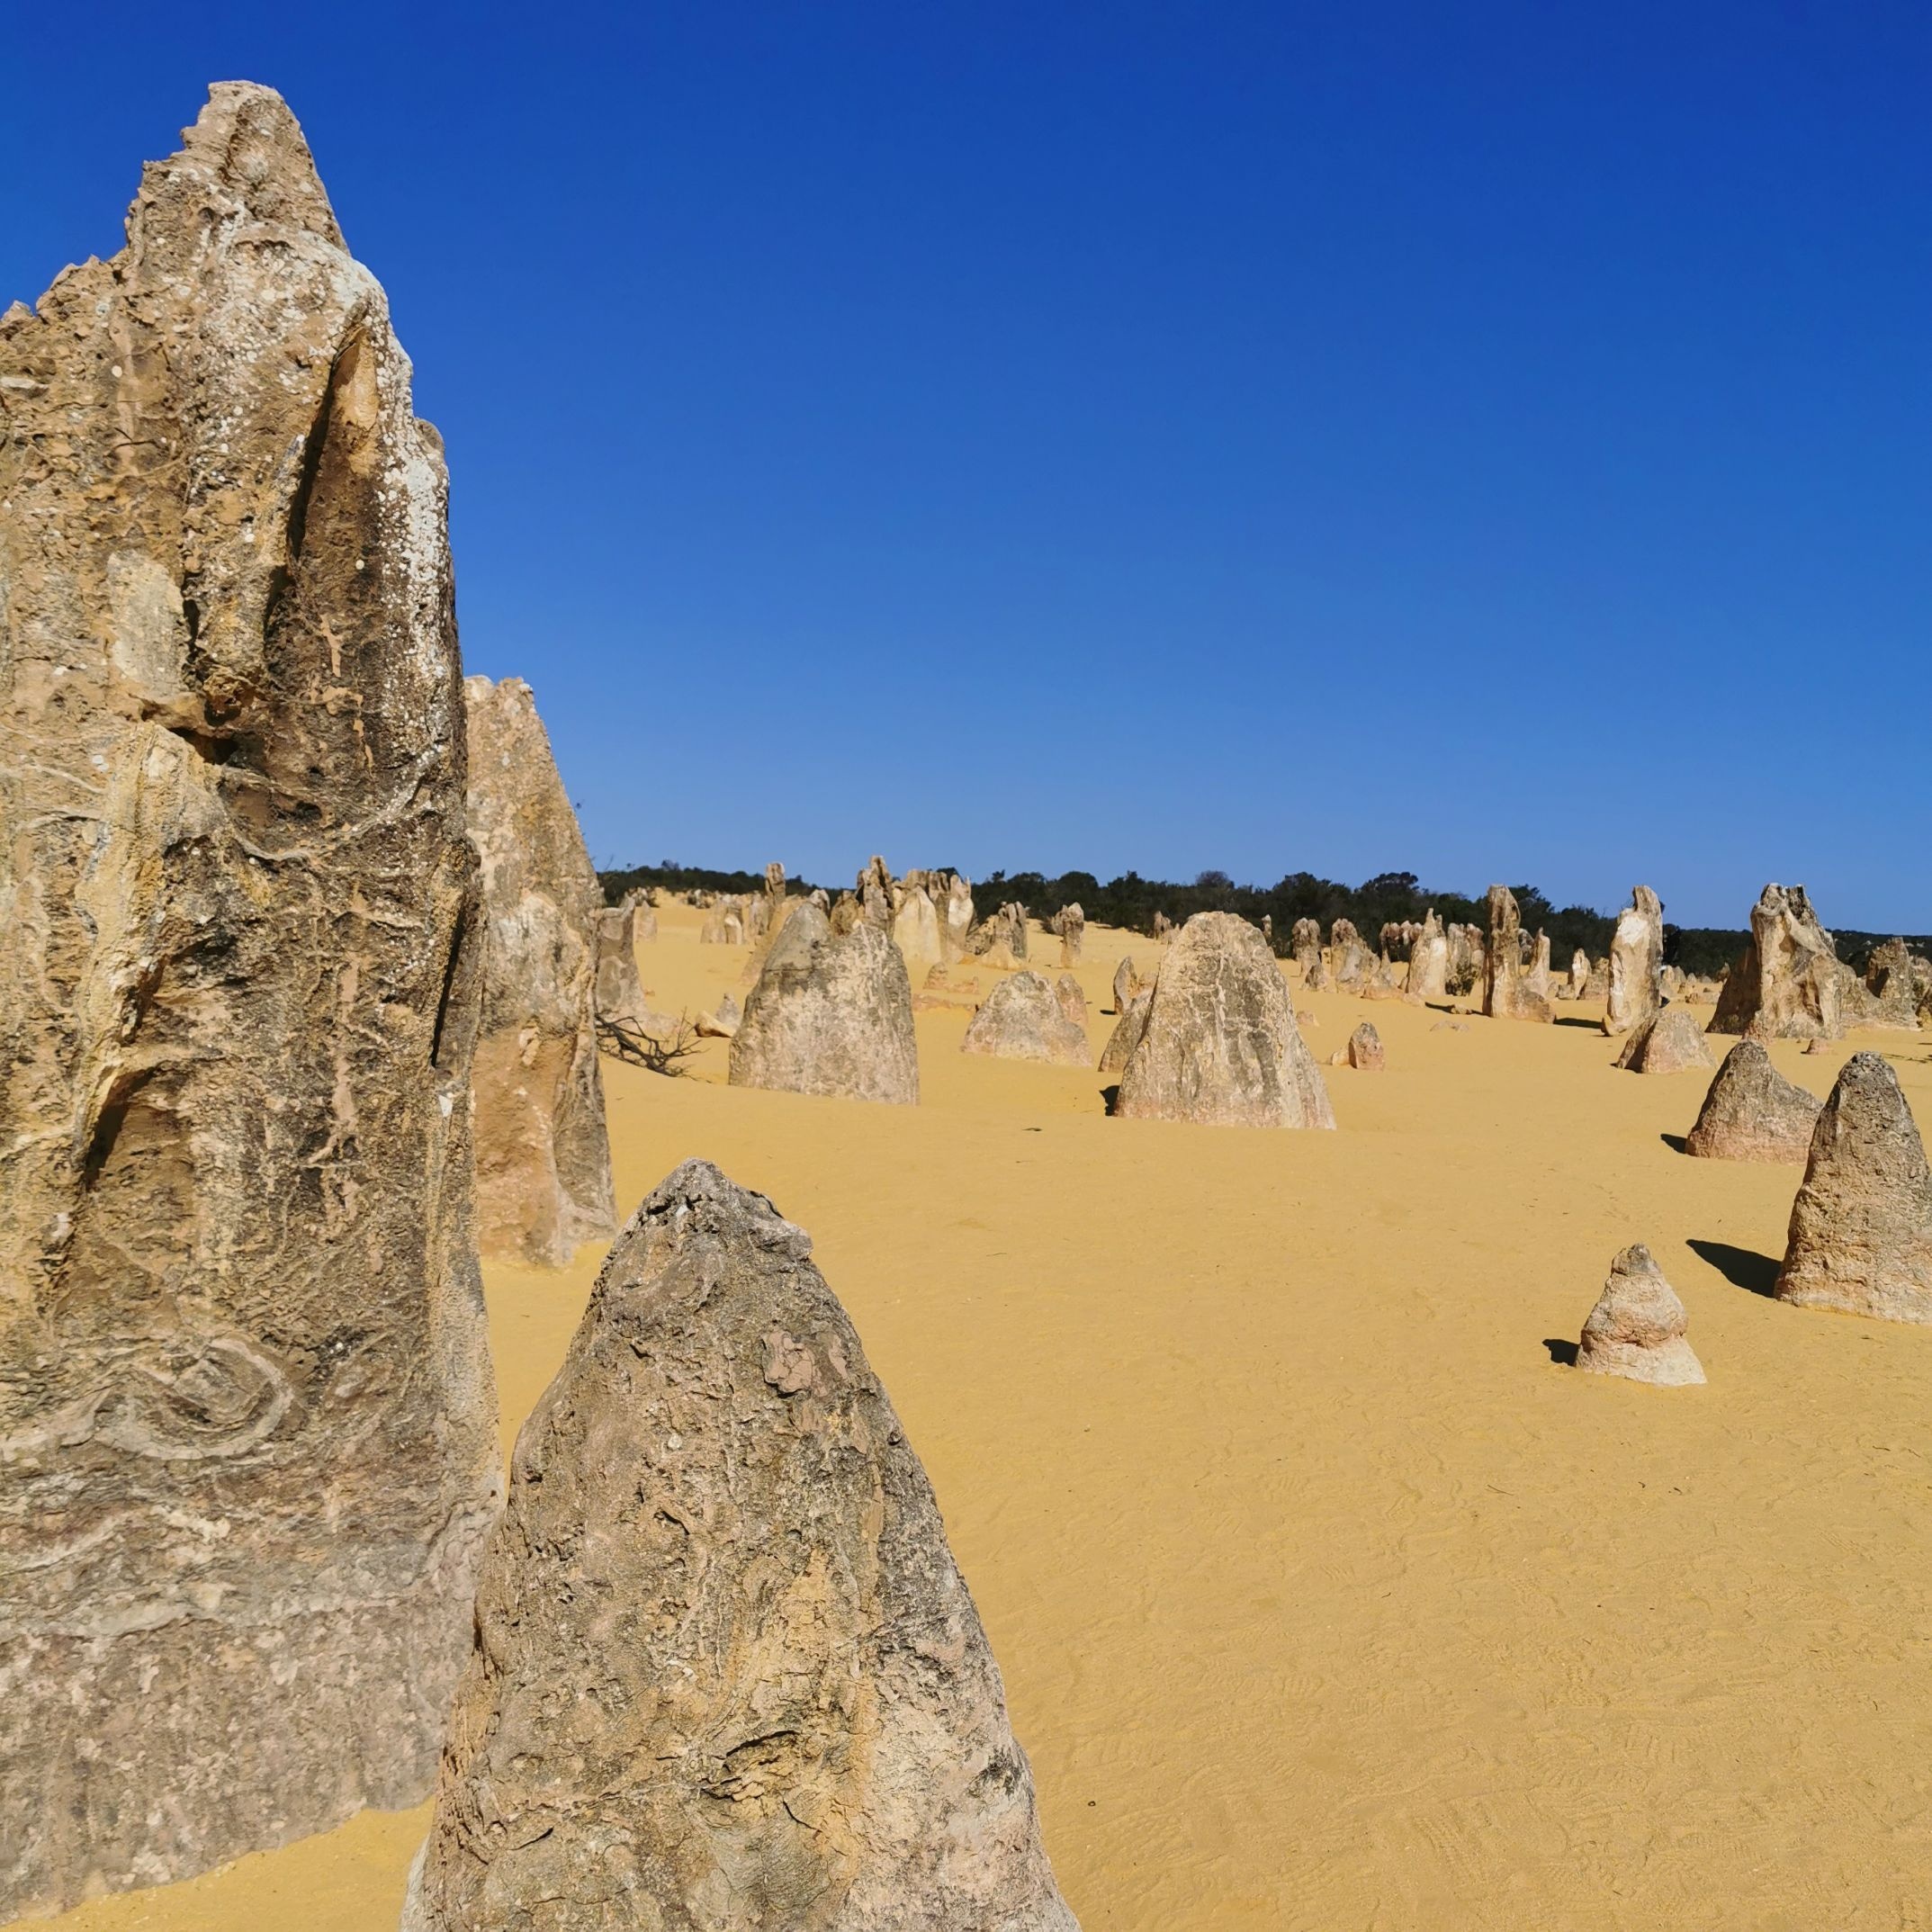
(945, 875), (975, 957)
(962, 971), (1089, 1065)
(1710, 885), (1856, 1041)
(892, 881), (944, 971)
(1054, 901), (1086, 964)
(695, 993), (741, 1039)
(1153, 911), (1174, 940)
(730, 903), (919, 1104)
(1568, 948), (1590, 999)
(1684, 1041), (1821, 1162)
(630, 889), (659, 942)
(1346, 1021), (1385, 1071)
(1116, 913), (1334, 1128)
(0, 84), (500, 1916)
(1775, 1053), (1932, 1323)
(466, 676), (618, 1267)
(858, 853), (894, 928)
(1446, 922), (1486, 998)
(591, 901), (675, 1040)
(1290, 918), (1324, 984)
(1863, 938), (1923, 1029)
(1406, 910), (1450, 1002)
(1577, 1245), (1705, 1386)
(402, 1162), (1078, 1932)
(967, 900), (1029, 966)
(1613, 1007), (1715, 1074)
(1054, 973), (1088, 1030)
(1482, 886), (1554, 1023)
(1330, 919), (1372, 990)
(1112, 954), (1144, 1014)
(1602, 886), (1664, 1037)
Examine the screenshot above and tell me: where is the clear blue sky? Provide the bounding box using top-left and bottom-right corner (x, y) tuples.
(6, 4), (1927, 927)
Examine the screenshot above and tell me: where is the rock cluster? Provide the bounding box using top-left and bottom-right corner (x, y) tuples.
(968, 900), (1029, 966)
(465, 676), (618, 1268)
(0, 85), (500, 1915)
(1710, 885), (1856, 1041)
(1482, 886), (1553, 1023)
(1603, 886), (1664, 1037)
(1115, 914), (1334, 1128)
(1684, 1042), (1821, 1161)
(730, 903), (920, 1104)
(1577, 1245), (1705, 1386)
(1774, 1054), (1932, 1323)
(402, 1162), (1078, 1932)
(962, 971), (1090, 1065)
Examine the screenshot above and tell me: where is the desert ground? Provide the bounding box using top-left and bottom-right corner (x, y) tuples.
(37, 900), (1932, 1932)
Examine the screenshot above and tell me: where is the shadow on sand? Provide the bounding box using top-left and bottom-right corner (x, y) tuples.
(1541, 1337), (1579, 1366)
(1659, 1132), (1688, 1154)
(1687, 1237), (1781, 1298)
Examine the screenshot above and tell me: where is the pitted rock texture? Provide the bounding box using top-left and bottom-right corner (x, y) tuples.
(1710, 885), (1855, 1041)
(1346, 1022), (1385, 1071)
(1112, 954), (1144, 1014)
(1775, 1054), (1932, 1324)
(729, 904), (919, 1104)
(401, 1162), (1079, 1932)
(1684, 1042), (1822, 1162)
(1612, 1007), (1715, 1075)
(1115, 913), (1334, 1128)
(465, 675), (616, 1268)
(1577, 1245), (1705, 1386)
(0, 84), (499, 1917)
(1482, 886), (1553, 1023)
(961, 971), (1089, 1066)
(1603, 885), (1664, 1037)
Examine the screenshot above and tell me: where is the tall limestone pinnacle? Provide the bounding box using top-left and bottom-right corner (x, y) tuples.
(404, 1161), (1079, 1931)
(0, 84), (499, 1913)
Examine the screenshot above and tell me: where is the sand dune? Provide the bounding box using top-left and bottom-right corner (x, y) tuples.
(36, 900), (1932, 1931)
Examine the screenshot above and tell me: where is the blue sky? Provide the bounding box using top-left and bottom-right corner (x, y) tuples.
(5, 4), (1928, 926)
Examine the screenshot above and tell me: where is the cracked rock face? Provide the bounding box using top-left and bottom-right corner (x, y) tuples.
(730, 904), (920, 1104)
(465, 675), (616, 1268)
(1684, 1041), (1821, 1162)
(402, 1161), (1079, 1932)
(1115, 912), (1334, 1128)
(1775, 1053), (1932, 1324)
(0, 84), (499, 1916)
(1577, 1245), (1704, 1386)
(1603, 885), (1663, 1037)
(962, 970), (1090, 1065)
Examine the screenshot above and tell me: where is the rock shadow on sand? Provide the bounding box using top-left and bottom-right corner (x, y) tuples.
(1686, 1237), (1780, 1298)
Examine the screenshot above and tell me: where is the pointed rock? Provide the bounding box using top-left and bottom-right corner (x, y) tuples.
(1115, 913), (1334, 1128)
(465, 675), (617, 1267)
(1577, 1245), (1705, 1385)
(1405, 910), (1450, 1001)
(1098, 988), (1152, 1076)
(1346, 1021), (1385, 1070)
(402, 1162), (1078, 1932)
(962, 971), (1089, 1066)
(1684, 1042), (1821, 1162)
(891, 882), (943, 971)
(1602, 885), (1665, 1036)
(1612, 1007), (1715, 1074)
(0, 84), (499, 1915)
(1111, 954), (1144, 1014)
(730, 904), (919, 1103)
(1775, 1054), (1932, 1323)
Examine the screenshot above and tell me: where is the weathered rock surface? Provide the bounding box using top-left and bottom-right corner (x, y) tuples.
(967, 900), (1029, 965)
(466, 676), (617, 1268)
(631, 890), (659, 943)
(1612, 1007), (1715, 1075)
(1346, 1022), (1385, 1071)
(1446, 922), (1486, 997)
(1482, 886), (1554, 1023)
(1098, 990), (1152, 1075)
(1710, 885), (1856, 1041)
(1568, 948), (1590, 999)
(593, 902), (652, 1032)
(1330, 919), (1372, 989)
(1603, 885), (1664, 1037)
(1684, 1041), (1821, 1162)
(1775, 1054), (1932, 1323)
(944, 875), (975, 957)
(1112, 954), (1144, 1013)
(1863, 938), (1923, 1029)
(730, 904), (919, 1104)
(0, 85), (500, 1916)
(1055, 973), (1088, 1030)
(962, 971), (1089, 1066)
(1116, 913), (1334, 1128)
(858, 853), (894, 928)
(402, 1161), (1078, 1932)
(1406, 910), (1450, 1002)
(695, 993), (741, 1040)
(1577, 1245), (1705, 1386)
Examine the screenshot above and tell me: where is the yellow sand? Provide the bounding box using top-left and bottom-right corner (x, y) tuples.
(35, 903), (1932, 1930)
